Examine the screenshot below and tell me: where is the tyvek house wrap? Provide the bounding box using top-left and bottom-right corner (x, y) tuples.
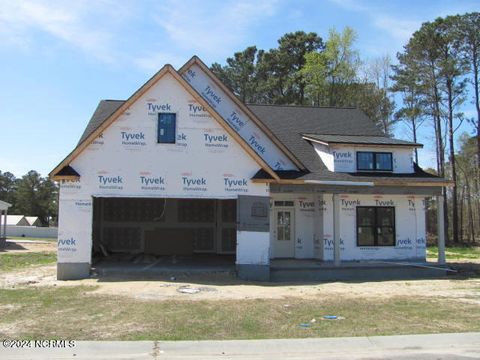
(182, 63), (297, 171)
(57, 72), (270, 264)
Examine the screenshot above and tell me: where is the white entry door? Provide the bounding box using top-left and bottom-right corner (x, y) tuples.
(273, 208), (295, 258)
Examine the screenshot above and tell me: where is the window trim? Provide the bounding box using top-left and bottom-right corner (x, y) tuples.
(356, 206), (396, 247)
(157, 112), (177, 144)
(356, 151), (393, 171)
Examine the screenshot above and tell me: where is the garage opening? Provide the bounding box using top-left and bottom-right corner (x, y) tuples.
(92, 197), (236, 269)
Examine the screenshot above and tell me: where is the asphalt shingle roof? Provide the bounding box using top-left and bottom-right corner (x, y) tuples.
(302, 133), (422, 147)
(73, 101), (444, 184)
(77, 100), (125, 145)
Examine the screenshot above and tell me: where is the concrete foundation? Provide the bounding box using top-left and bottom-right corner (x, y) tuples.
(57, 262), (90, 280)
(236, 264), (270, 281)
(270, 260), (450, 282)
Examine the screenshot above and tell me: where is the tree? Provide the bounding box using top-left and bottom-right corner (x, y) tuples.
(211, 46), (260, 103)
(364, 55), (396, 134)
(302, 27), (360, 107)
(393, 21), (450, 241)
(0, 171), (18, 211)
(211, 31), (323, 105)
(455, 134), (479, 242)
(456, 12), (480, 169)
(302, 28), (395, 132)
(15, 170), (58, 226)
(434, 16), (468, 244)
(391, 53), (426, 163)
(270, 31), (324, 104)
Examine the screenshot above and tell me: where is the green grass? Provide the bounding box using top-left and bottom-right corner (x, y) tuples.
(427, 246), (480, 261)
(0, 286), (479, 340)
(7, 236), (56, 242)
(0, 252), (56, 271)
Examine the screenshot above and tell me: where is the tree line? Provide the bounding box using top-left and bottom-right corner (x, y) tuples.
(212, 13), (479, 244)
(0, 170), (58, 226)
(1, 13), (478, 242)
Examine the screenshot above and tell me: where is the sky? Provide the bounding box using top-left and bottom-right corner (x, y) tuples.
(0, 0), (478, 178)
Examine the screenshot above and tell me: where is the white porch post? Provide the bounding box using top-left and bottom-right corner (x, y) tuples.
(314, 194), (324, 260)
(2, 210), (6, 238)
(333, 193), (341, 266)
(436, 195), (446, 265)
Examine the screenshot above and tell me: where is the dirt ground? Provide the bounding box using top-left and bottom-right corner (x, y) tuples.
(1, 263), (479, 305)
(1, 240), (479, 305)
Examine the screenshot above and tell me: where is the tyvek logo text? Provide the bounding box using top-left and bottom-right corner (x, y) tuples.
(140, 176), (166, 191)
(98, 176), (123, 190)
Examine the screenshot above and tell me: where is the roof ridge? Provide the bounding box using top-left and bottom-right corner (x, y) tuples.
(303, 133), (390, 138)
(246, 103), (357, 110)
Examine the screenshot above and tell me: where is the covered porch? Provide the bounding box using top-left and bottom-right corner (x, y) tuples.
(270, 259), (450, 282)
(268, 183), (448, 277)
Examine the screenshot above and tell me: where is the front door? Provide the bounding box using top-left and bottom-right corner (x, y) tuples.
(273, 208), (295, 258)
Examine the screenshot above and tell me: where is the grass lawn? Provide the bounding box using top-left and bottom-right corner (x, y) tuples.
(0, 252), (56, 272)
(0, 285), (479, 340)
(7, 236), (57, 242)
(427, 246), (480, 261)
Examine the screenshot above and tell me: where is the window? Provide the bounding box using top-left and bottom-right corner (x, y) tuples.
(274, 200), (294, 207)
(158, 113), (176, 143)
(357, 206), (395, 246)
(357, 152), (393, 171)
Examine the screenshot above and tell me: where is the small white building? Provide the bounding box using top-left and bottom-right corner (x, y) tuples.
(6, 215), (29, 226)
(50, 56), (449, 280)
(25, 216), (41, 227)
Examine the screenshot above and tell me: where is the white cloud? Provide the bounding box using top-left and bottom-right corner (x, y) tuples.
(327, 0), (420, 45)
(0, 0), (131, 62)
(372, 16), (420, 44)
(151, 0), (278, 56)
(133, 52), (187, 72)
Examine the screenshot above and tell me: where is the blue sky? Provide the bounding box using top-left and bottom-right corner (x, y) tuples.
(0, 0), (478, 177)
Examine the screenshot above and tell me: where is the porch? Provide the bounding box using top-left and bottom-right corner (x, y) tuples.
(270, 259), (451, 282)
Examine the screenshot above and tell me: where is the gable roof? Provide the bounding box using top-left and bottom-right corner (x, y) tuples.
(177, 56), (305, 170)
(50, 64), (280, 181)
(6, 215), (27, 226)
(50, 56), (448, 187)
(25, 216), (40, 226)
(302, 134), (423, 147)
(247, 104), (448, 186)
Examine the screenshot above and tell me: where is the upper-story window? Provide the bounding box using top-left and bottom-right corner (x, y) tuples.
(357, 151), (392, 171)
(158, 113), (176, 144)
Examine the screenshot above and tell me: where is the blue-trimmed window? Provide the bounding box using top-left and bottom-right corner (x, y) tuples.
(158, 113), (176, 144)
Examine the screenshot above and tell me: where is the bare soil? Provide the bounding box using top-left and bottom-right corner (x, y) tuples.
(1, 262), (479, 305)
(1, 241), (478, 305)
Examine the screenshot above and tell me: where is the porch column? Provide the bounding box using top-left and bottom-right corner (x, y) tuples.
(436, 195), (446, 265)
(1, 210), (5, 237)
(333, 193), (341, 266)
(0, 210), (5, 249)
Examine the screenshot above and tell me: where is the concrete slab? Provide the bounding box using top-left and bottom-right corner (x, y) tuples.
(270, 259), (452, 282)
(92, 255), (236, 278)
